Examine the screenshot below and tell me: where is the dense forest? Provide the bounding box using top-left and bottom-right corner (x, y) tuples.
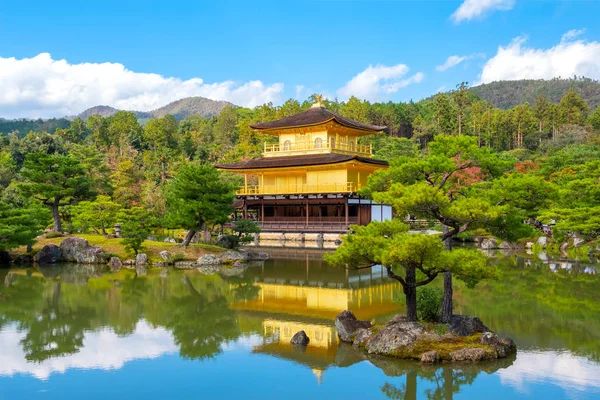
(1, 80), (600, 258)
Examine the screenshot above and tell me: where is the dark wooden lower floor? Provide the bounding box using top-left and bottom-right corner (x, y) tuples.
(234, 195), (373, 233)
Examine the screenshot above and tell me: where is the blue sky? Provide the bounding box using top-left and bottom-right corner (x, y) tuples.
(1, 0), (599, 118)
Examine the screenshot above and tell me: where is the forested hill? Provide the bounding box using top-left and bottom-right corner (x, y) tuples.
(0, 96), (233, 135)
(77, 96), (232, 122)
(471, 78), (600, 109)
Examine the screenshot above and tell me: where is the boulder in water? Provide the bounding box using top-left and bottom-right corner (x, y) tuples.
(449, 315), (490, 336)
(290, 330), (310, 346)
(60, 237), (105, 264)
(33, 244), (63, 264)
(159, 250), (171, 262)
(334, 310), (372, 343)
(480, 238), (498, 249)
(135, 253), (147, 265)
(449, 348), (496, 362)
(366, 317), (424, 355)
(197, 254), (220, 265)
(108, 257), (122, 272)
(420, 351), (439, 363)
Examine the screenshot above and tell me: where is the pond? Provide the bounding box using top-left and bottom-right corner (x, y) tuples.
(1, 248), (599, 399)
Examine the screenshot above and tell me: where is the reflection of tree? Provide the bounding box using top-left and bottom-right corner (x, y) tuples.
(0, 272), (46, 331)
(20, 282), (96, 362)
(163, 276), (239, 360)
(380, 360), (511, 400)
(221, 274), (260, 302)
(455, 255), (600, 361)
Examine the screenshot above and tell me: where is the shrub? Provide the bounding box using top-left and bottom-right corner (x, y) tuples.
(416, 287), (443, 322)
(171, 252), (186, 263)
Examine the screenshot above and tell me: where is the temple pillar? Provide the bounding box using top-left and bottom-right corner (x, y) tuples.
(345, 200), (349, 225)
(305, 199), (309, 226)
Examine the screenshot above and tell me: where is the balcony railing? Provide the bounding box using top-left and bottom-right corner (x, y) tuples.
(263, 141), (372, 157)
(236, 182), (356, 196)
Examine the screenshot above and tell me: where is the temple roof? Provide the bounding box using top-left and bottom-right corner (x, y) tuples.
(217, 153), (388, 170)
(250, 106), (387, 132)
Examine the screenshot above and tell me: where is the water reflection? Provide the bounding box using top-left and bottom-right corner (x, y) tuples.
(0, 250), (599, 399)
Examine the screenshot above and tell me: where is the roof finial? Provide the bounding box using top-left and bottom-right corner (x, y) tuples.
(312, 94), (323, 108)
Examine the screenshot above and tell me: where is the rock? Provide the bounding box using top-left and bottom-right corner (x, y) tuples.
(160, 268), (169, 277)
(480, 332), (516, 358)
(163, 237), (176, 243)
(219, 250), (249, 263)
(334, 310), (372, 342)
(197, 265), (220, 275)
(573, 237), (585, 247)
(480, 238), (498, 249)
(449, 348), (496, 362)
(159, 250), (171, 262)
(498, 241), (511, 249)
(525, 241), (534, 249)
(12, 254), (33, 266)
(197, 254), (220, 266)
(108, 257), (122, 272)
(60, 237), (105, 264)
(246, 251), (269, 261)
(135, 264), (147, 276)
(153, 262), (166, 268)
(366, 319), (424, 355)
(135, 253), (147, 265)
(420, 351), (439, 363)
(216, 234), (237, 249)
(290, 330), (310, 346)
(33, 244), (63, 264)
(353, 328), (373, 347)
(537, 236), (547, 247)
(560, 242), (569, 254)
(449, 315), (490, 337)
(147, 236), (157, 241)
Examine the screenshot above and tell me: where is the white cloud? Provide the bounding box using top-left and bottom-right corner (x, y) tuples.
(451, 0), (515, 23)
(0, 53), (284, 118)
(337, 64), (424, 101)
(478, 33), (600, 84)
(561, 28), (585, 42)
(436, 55), (469, 72)
(437, 53), (486, 72)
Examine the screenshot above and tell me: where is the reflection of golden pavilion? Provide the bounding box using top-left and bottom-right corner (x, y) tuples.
(235, 256), (403, 384)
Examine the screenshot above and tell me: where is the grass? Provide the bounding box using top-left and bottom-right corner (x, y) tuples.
(389, 332), (495, 361)
(11, 233), (224, 262)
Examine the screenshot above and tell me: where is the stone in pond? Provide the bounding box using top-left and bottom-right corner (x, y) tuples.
(334, 310), (372, 343)
(33, 244), (63, 264)
(290, 330), (310, 346)
(449, 315), (490, 337)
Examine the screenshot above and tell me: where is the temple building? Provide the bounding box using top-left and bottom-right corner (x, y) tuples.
(217, 99), (391, 233)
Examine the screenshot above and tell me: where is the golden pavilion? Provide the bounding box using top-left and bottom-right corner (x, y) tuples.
(217, 99), (391, 233)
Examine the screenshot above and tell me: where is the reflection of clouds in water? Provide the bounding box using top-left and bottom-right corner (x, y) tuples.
(498, 351), (600, 396)
(0, 320), (177, 380)
(220, 334), (263, 352)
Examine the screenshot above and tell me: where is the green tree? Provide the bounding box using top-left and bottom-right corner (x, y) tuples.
(72, 195), (122, 235)
(369, 135), (515, 322)
(0, 200), (49, 252)
(453, 82), (470, 136)
(588, 106), (600, 131)
(165, 164), (236, 246)
(231, 219), (261, 245)
(559, 88), (589, 125)
(118, 207), (152, 255)
(325, 220), (491, 321)
(19, 153), (94, 232)
(533, 94), (550, 132)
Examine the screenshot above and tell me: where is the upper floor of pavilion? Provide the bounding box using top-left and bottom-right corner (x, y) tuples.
(251, 100), (387, 158)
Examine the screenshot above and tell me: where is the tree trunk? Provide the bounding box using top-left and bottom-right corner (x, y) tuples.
(440, 272), (453, 323)
(182, 229), (197, 247)
(51, 204), (62, 232)
(405, 266), (418, 322)
(405, 370), (417, 400)
(441, 225), (453, 323)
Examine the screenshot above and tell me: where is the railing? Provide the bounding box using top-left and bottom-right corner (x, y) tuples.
(263, 141), (372, 157)
(236, 182), (355, 196)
